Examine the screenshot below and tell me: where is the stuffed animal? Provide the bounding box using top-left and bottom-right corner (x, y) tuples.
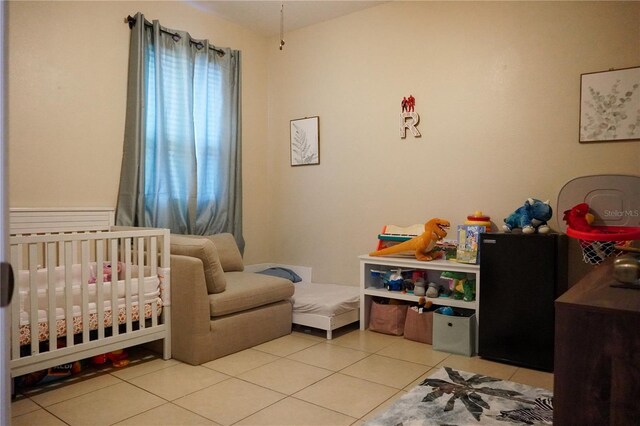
(503, 198), (552, 234)
(426, 282), (441, 298)
(563, 202), (595, 232)
(455, 278), (476, 302)
(417, 296), (432, 312)
(89, 262), (122, 284)
(440, 271), (466, 298)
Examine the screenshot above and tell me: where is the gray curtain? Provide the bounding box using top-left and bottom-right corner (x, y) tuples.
(116, 13), (243, 251)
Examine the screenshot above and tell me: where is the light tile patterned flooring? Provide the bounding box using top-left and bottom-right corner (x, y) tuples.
(11, 325), (553, 426)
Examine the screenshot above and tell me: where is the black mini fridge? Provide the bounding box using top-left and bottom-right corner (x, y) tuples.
(478, 232), (567, 371)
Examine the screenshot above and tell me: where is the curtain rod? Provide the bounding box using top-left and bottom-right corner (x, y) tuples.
(124, 15), (225, 57)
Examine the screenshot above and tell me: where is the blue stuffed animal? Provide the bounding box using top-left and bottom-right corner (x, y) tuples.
(503, 198), (552, 234)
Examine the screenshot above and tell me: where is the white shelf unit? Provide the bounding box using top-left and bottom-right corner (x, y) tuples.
(359, 255), (480, 341)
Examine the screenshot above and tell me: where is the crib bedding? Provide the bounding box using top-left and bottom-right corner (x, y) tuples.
(18, 265), (163, 344)
(19, 298), (163, 346)
(292, 282), (359, 317)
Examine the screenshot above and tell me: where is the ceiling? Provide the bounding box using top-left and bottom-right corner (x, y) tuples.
(190, 1), (387, 37)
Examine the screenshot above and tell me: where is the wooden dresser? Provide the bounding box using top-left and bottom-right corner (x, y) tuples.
(554, 258), (640, 425)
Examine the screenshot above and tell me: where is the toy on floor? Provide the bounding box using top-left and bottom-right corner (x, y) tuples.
(503, 198), (552, 234)
(369, 218), (450, 261)
(92, 349), (130, 368)
(562, 202), (595, 232)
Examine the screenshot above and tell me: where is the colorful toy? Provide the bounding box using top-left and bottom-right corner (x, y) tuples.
(465, 211), (492, 230)
(92, 349), (130, 368)
(381, 269), (406, 292)
(440, 271), (468, 298)
(452, 278), (476, 301)
(563, 202), (595, 232)
(369, 218), (450, 261)
(503, 198), (552, 234)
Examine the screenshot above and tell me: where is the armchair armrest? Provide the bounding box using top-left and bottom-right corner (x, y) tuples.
(170, 254), (215, 364)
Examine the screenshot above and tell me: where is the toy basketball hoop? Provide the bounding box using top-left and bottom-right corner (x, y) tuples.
(557, 174), (640, 265)
(566, 225), (640, 265)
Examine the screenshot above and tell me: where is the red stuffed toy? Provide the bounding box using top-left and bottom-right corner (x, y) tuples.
(563, 202), (595, 232)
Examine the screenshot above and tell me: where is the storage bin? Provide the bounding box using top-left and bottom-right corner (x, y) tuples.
(433, 309), (476, 356)
(368, 299), (408, 336)
(403, 307), (433, 344)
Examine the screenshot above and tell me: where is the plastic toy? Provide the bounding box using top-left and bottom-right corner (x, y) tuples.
(503, 198), (552, 234)
(436, 306), (454, 316)
(563, 202), (595, 232)
(92, 350), (130, 368)
(383, 270), (405, 292)
(369, 218), (450, 261)
(465, 211), (492, 230)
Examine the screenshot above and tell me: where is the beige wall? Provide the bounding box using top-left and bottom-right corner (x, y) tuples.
(8, 1), (640, 285)
(8, 0), (274, 262)
(267, 1), (640, 284)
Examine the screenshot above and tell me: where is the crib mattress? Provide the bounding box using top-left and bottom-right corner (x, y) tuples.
(292, 282), (359, 317)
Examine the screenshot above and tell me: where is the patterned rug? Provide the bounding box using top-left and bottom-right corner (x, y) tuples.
(365, 367), (553, 425)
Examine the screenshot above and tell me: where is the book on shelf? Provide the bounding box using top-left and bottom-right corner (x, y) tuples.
(456, 225), (486, 264)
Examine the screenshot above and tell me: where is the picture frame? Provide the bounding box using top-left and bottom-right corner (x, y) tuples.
(579, 66), (640, 143)
(290, 116), (320, 166)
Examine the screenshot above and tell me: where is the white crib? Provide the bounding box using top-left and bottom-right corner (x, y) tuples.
(9, 208), (171, 378)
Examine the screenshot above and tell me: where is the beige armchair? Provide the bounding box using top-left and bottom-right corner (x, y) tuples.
(169, 233), (294, 365)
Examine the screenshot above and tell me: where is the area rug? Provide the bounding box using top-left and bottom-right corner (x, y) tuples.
(365, 366), (553, 425)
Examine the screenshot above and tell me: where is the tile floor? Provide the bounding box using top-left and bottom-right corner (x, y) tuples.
(11, 325), (553, 426)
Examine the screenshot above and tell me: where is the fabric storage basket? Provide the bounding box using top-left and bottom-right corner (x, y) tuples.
(368, 299), (408, 336)
(403, 307), (433, 344)
(433, 308), (476, 356)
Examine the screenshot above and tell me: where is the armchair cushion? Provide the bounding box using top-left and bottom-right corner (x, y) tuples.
(209, 271), (294, 317)
(206, 233), (244, 272)
(170, 234), (226, 294)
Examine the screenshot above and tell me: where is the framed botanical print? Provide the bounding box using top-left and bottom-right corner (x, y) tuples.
(290, 116), (320, 166)
(579, 66), (640, 143)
